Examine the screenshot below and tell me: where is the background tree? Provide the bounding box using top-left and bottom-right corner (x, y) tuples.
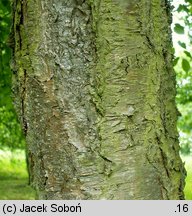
(12, 0), (186, 199)
(0, 0), (24, 150)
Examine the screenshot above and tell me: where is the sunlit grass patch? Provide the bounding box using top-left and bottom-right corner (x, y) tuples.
(0, 150), (36, 200)
(182, 156), (192, 200)
(0, 149), (27, 180)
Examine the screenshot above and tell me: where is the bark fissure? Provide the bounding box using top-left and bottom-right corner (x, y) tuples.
(21, 69), (27, 136)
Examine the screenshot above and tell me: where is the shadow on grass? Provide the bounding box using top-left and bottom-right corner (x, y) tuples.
(0, 179), (36, 200)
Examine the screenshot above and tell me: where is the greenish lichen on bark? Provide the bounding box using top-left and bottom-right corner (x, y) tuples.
(12, 0), (186, 199)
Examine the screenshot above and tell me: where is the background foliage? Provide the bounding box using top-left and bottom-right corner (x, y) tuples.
(0, 0), (191, 200)
(0, 0), (25, 150)
(173, 0), (192, 154)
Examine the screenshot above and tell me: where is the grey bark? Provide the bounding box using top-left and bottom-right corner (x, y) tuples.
(12, 0), (186, 199)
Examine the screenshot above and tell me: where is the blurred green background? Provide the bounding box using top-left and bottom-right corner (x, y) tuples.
(0, 0), (35, 199)
(0, 0), (192, 199)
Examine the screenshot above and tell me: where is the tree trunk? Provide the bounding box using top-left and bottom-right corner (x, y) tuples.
(12, 0), (186, 199)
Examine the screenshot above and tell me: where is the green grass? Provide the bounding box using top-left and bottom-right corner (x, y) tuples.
(0, 150), (191, 200)
(0, 150), (36, 200)
(182, 156), (192, 200)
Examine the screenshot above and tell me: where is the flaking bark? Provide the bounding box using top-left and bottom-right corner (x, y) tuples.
(12, 0), (186, 199)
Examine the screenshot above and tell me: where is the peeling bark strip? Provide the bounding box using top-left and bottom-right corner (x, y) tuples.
(12, 0), (186, 199)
